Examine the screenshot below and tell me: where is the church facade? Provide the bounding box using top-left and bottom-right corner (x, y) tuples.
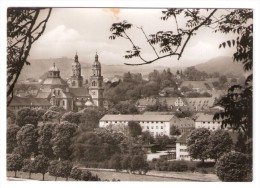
(36, 53), (104, 111)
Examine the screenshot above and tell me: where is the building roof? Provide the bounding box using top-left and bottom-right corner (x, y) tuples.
(49, 63), (60, 71)
(176, 132), (190, 143)
(136, 98), (157, 106)
(143, 111), (175, 115)
(36, 91), (51, 98)
(100, 114), (176, 122)
(180, 81), (212, 90)
(9, 97), (51, 107)
(195, 113), (221, 122)
(43, 77), (67, 85)
(69, 87), (90, 97)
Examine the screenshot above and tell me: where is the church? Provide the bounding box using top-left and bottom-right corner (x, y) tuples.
(35, 53), (104, 111)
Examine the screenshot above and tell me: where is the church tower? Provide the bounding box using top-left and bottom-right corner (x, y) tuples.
(70, 53), (83, 88)
(89, 53), (104, 107)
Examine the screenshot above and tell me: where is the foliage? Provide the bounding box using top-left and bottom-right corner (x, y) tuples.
(7, 154), (23, 177)
(48, 160), (60, 181)
(235, 132), (247, 153)
(43, 106), (66, 123)
(7, 8), (52, 105)
(33, 155), (49, 181)
(109, 9), (218, 65)
(7, 124), (21, 153)
(7, 109), (16, 124)
(130, 155), (149, 174)
(37, 122), (56, 158)
(128, 121), (142, 137)
(208, 130), (232, 160)
(81, 170), (100, 181)
(61, 111), (81, 124)
(140, 131), (155, 145)
(186, 128), (211, 162)
(78, 107), (106, 132)
(16, 124), (38, 157)
(214, 84), (252, 140)
(21, 159), (35, 179)
(154, 135), (175, 150)
(16, 107), (39, 127)
(58, 160), (73, 181)
(170, 125), (181, 136)
(70, 167), (82, 181)
(109, 154), (122, 171)
(51, 121), (76, 160)
(215, 152), (251, 182)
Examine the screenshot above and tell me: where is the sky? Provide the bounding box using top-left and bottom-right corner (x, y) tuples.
(30, 8), (237, 67)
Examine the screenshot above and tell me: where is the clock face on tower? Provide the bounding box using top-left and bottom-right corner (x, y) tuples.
(91, 91), (96, 96)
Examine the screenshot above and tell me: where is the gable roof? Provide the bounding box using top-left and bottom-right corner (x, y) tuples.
(9, 97), (51, 107)
(36, 91), (51, 98)
(180, 81), (212, 90)
(176, 132), (190, 143)
(195, 113), (221, 122)
(69, 87), (90, 97)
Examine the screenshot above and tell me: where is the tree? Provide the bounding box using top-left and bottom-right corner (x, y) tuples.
(109, 154), (122, 171)
(61, 111), (81, 124)
(70, 167), (82, 181)
(219, 75), (228, 86)
(21, 159), (35, 179)
(48, 160), (60, 181)
(33, 155), (49, 181)
(16, 107), (39, 127)
(154, 135), (175, 150)
(215, 152), (251, 182)
(58, 160), (73, 181)
(128, 121), (142, 137)
(7, 154), (23, 177)
(7, 8), (52, 105)
(43, 106), (66, 123)
(208, 130), (232, 161)
(51, 121), (76, 160)
(7, 124), (21, 153)
(186, 128), (211, 162)
(37, 122), (56, 158)
(7, 109), (16, 124)
(121, 155), (132, 172)
(140, 131), (155, 145)
(16, 124), (38, 158)
(130, 155), (149, 174)
(170, 125), (181, 136)
(80, 170), (100, 181)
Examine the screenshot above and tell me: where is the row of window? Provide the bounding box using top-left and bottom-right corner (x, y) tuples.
(146, 125), (164, 130)
(180, 149), (188, 152)
(202, 121), (221, 124)
(105, 121), (165, 124)
(150, 132), (164, 136)
(179, 143), (186, 146)
(180, 155), (189, 158)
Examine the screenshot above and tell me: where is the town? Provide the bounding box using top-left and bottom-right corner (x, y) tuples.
(6, 7), (253, 182)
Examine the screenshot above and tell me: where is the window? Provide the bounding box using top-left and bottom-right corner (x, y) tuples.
(156, 126), (158, 129)
(63, 100), (65, 105)
(161, 126), (163, 129)
(92, 81), (96, 86)
(147, 126), (149, 129)
(72, 81), (75, 86)
(151, 126), (154, 129)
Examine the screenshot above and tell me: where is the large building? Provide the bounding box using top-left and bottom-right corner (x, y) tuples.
(10, 53), (104, 112)
(99, 114), (178, 137)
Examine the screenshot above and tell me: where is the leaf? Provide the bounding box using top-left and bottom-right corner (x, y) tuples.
(227, 40), (231, 47)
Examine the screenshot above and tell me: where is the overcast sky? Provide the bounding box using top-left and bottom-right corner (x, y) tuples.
(30, 8), (237, 67)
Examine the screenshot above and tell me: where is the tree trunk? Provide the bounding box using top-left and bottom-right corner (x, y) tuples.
(29, 172), (31, 179)
(55, 176), (57, 181)
(66, 177), (68, 181)
(42, 173), (45, 181)
(14, 171), (17, 178)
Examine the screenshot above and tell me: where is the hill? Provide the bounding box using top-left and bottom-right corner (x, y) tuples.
(18, 56), (245, 82)
(194, 56), (245, 76)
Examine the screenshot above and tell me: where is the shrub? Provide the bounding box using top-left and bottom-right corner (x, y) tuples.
(215, 152), (251, 182)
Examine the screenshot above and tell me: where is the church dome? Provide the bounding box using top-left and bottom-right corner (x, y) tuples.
(49, 63), (59, 71)
(85, 100), (95, 107)
(43, 77), (67, 85)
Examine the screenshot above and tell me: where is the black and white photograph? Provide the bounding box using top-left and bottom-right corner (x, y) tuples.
(1, 0), (259, 186)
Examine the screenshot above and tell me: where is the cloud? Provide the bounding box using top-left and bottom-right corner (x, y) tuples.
(39, 25), (81, 43)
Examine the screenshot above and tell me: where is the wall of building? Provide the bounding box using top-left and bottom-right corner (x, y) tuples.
(195, 121), (221, 131)
(176, 143), (191, 160)
(99, 120), (171, 137)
